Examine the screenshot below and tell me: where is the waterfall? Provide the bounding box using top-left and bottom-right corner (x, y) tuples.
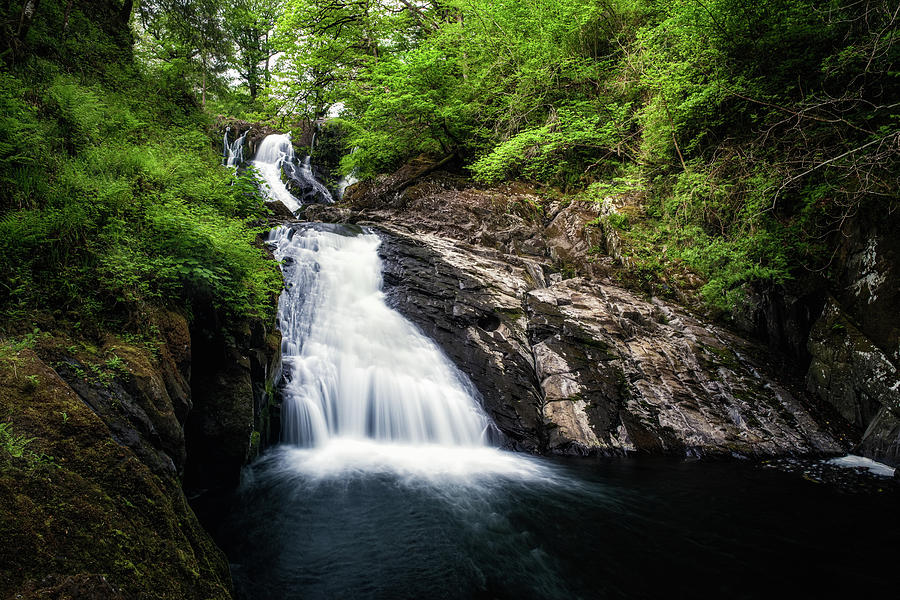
(336, 147), (360, 200)
(223, 128), (246, 167)
(250, 134), (303, 213)
(252, 133), (333, 212)
(295, 155), (334, 203)
(336, 170), (359, 200)
(269, 224), (494, 448)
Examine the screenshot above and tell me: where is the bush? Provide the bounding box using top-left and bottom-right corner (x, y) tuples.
(0, 58), (280, 330)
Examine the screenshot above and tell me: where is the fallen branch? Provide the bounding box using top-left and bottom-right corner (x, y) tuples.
(394, 154), (457, 194)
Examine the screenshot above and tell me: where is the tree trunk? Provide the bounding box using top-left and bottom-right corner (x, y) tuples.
(458, 12), (467, 80)
(17, 0), (42, 41)
(63, 0), (74, 33)
(118, 0), (134, 26)
(398, 0), (433, 31)
(201, 50), (207, 108)
(264, 31), (270, 85)
(249, 63), (258, 99)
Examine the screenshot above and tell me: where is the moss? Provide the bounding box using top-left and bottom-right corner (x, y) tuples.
(497, 307), (525, 321)
(0, 347), (232, 599)
(249, 430), (261, 456)
(699, 342), (741, 370)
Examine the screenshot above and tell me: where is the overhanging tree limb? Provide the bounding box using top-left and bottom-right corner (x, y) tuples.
(770, 130), (899, 209)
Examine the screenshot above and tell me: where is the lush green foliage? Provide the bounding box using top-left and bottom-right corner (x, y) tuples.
(0, 1), (280, 331)
(4, 0), (898, 314)
(271, 0), (898, 308)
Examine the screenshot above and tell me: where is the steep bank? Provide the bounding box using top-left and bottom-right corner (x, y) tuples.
(1, 1), (289, 593)
(305, 163), (859, 458)
(0, 303), (278, 598)
(603, 187), (900, 466)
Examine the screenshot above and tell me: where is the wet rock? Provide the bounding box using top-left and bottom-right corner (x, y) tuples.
(377, 229), (542, 450)
(214, 116), (314, 160)
(543, 202), (607, 278)
(267, 198), (297, 220)
(732, 278), (828, 370)
(833, 214), (900, 366)
(859, 407), (900, 467)
(378, 225), (845, 457)
(807, 298), (900, 464)
(186, 315), (280, 494)
(324, 161), (854, 458)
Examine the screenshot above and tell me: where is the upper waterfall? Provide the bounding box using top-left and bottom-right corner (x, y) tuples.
(251, 133), (334, 212)
(269, 224), (494, 448)
(251, 133), (303, 213)
(223, 127), (246, 167)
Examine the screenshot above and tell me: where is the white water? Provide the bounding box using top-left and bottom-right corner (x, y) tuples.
(223, 127), (246, 167)
(270, 225), (494, 451)
(251, 133), (334, 212)
(336, 171), (359, 200)
(251, 133), (303, 213)
(257, 439), (560, 486)
(826, 454), (896, 477)
(336, 147), (360, 200)
(298, 154), (334, 203)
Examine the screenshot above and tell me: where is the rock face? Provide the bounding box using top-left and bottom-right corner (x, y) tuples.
(0, 306), (280, 599)
(1, 324), (231, 599)
(806, 295), (900, 466)
(377, 227), (844, 456)
(186, 312), (282, 494)
(305, 166), (850, 458)
(812, 212), (900, 465)
(730, 208), (900, 466)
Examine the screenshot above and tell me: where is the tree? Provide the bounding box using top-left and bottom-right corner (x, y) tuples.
(135, 0), (232, 107)
(272, 0), (430, 121)
(226, 0), (280, 100)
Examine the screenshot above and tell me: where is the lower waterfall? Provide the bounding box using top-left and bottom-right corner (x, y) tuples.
(270, 225), (494, 448)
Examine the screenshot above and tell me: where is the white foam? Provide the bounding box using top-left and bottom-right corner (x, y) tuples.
(268, 439), (554, 483)
(270, 226), (494, 448)
(826, 454), (896, 477)
(251, 133), (303, 213)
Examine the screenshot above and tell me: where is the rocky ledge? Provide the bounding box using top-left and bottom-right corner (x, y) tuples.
(303, 161), (862, 459)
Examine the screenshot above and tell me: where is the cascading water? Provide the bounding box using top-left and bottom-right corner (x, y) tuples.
(295, 155), (334, 204)
(251, 134), (304, 213)
(251, 133), (334, 212)
(223, 127), (247, 167)
(201, 138), (900, 600)
(270, 224), (493, 448)
(334, 146), (360, 200)
(336, 170), (359, 200)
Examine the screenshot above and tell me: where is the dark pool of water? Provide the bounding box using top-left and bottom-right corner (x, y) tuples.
(195, 446), (898, 600)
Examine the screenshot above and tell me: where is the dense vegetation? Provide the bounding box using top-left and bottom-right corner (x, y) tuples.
(1, 0), (897, 324)
(0, 0), (281, 339)
(267, 0), (898, 308)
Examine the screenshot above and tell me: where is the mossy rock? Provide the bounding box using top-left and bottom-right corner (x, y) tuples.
(0, 349), (232, 599)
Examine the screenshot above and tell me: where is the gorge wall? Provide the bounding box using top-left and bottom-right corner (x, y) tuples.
(0, 306), (279, 599)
